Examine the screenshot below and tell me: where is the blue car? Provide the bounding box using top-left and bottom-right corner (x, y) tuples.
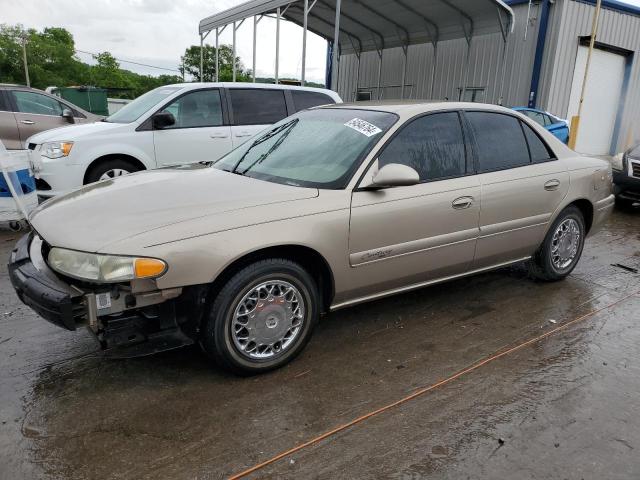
(512, 107), (570, 144)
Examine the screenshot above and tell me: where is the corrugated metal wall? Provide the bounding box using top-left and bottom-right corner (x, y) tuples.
(336, 0), (640, 153)
(336, 3), (539, 105)
(539, 0), (640, 151)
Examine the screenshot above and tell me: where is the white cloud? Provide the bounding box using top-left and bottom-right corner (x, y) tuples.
(0, 0), (328, 83)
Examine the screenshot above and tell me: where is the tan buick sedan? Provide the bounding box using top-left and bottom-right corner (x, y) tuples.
(9, 102), (614, 374)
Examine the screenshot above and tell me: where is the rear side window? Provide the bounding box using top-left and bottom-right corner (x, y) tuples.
(522, 122), (554, 163)
(467, 112), (530, 172)
(291, 90), (335, 112)
(229, 89), (287, 125)
(379, 112), (467, 182)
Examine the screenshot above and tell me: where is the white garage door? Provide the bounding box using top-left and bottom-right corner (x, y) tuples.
(567, 45), (626, 155)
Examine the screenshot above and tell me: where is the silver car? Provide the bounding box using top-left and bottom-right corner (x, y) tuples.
(9, 102), (615, 374)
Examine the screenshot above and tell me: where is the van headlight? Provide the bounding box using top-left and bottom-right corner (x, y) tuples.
(41, 141), (74, 159)
(48, 248), (167, 283)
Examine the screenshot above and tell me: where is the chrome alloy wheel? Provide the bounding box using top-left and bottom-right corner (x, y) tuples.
(551, 218), (581, 269)
(99, 168), (130, 181)
(231, 280), (305, 359)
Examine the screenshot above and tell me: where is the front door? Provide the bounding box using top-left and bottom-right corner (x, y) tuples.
(153, 88), (232, 167)
(465, 111), (570, 269)
(348, 112), (480, 298)
(10, 90), (69, 144)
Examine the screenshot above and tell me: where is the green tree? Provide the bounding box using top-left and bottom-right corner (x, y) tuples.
(180, 44), (251, 82)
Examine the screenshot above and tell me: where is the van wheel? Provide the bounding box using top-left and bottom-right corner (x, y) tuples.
(528, 206), (586, 282)
(201, 259), (319, 375)
(85, 158), (141, 184)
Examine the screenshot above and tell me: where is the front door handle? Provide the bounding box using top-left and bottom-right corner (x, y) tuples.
(544, 179), (561, 191)
(452, 196), (474, 210)
(234, 132), (252, 138)
(210, 133), (229, 139)
(20, 120), (35, 125)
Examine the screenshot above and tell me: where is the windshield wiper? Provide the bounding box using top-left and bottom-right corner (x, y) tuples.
(239, 121), (297, 175)
(230, 119), (299, 174)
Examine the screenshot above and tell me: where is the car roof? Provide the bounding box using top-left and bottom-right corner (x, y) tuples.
(170, 82), (339, 95)
(320, 100), (518, 117)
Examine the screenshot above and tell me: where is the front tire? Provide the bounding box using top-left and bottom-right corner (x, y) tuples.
(201, 259), (319, 375)
(85, 158), (141, 184)
(528, 205), (586, 281)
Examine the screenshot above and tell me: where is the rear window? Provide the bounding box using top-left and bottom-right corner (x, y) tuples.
(467, 112), (530, 172)
(522, 122), (554, 163)
(229, 89), (288, 125)
(291, 90), (335, 112)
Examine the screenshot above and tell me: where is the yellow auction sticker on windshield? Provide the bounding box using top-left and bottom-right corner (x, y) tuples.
(344, 118), (382, 137)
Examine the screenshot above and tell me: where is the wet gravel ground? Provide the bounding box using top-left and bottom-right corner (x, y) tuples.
(0, 207), (639, 480)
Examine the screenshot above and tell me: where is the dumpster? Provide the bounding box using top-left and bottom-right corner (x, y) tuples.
(55, 87), (109, 116)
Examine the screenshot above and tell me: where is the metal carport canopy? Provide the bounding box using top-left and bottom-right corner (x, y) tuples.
(199, 0), (514, 55)
(198, 0), (513, 95)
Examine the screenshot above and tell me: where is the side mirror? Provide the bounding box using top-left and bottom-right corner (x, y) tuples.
(370, 163), (420, 188)
(152, 111), (176, 130)
(61, 108), (75, 124)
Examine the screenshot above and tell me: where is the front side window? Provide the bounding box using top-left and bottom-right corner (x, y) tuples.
(214, 108), (397, 189)
(467, 112), (530, 172)
(12, 91), (63, 116)
(291, 90), (335, 112)
(230, 89), (287, 125)
(378, 112), (467, 182)
(105, 86), (181, 123)
(161, 89), (223, 129)
(0, 92), (9, 111)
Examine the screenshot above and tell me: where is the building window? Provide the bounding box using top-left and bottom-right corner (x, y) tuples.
(459, 87), (486, 103)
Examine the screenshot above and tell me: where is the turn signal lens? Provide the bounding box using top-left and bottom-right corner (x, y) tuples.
(134, 258), (167, 279)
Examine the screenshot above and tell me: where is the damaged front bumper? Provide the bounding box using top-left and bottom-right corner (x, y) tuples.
(9, 233), (206, 356)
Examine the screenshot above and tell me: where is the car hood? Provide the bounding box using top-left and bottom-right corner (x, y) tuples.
(29, 167), (319, 253)
(26, 121), (125, 144)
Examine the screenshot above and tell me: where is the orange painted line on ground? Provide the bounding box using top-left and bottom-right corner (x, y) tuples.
(229, 289), (639, 480)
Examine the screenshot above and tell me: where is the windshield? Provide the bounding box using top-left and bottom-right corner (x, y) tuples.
(105, 86), (182, 123)
(214, 108), (397, 189)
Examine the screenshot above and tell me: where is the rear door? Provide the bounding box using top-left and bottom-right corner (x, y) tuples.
(10, 90), (69, 143)
(153, 88), (232, 167)
(227, 88), (289, 147)
(0, 91), (21, 149)
(349, 111), (480, 295)
(466, 111), (569, 269)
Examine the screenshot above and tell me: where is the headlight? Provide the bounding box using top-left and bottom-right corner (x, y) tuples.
(611, 153), (624, 172)
(48, 248), (167, 283)
(41, 141), (74, 159)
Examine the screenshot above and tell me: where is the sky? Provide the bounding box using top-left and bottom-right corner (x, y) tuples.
(0, 0), (329, 83)
(2, 0), (640, 85)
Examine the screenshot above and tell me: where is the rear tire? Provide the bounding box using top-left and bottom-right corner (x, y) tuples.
(528, 205), (586, 282)
(85, 158), (141, 184)
(200, 258), (319, 375)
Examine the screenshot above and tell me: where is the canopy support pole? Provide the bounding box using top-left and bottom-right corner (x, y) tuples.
(252, 16), (257, 82)
(376, 49), (383, 100)
(232, 22), (237, 81)
(354, 51), (361, 101)
(401, 45), (408, 99)
(497, 7), (509, 105)
(331, 0), (342, 91)
(215, 28), (220, 81)
(275, 7), (281, 84)
(431, 41), (438, 99)
(200, 34), (204, 81)
(302, 0), (309, 85)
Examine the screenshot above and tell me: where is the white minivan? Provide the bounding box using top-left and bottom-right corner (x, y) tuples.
(26, 83), (342, 197)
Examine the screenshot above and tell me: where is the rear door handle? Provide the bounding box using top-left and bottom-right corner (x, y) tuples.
(452, 196), (474, 210)
(544, 179), (561, 191)
(20, 120), (35, 125)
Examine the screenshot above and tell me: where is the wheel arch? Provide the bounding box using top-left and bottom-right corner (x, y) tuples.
(566, 198), (594, 234)
(207, 244), (335, 315)
(83, 154), (147, 184)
